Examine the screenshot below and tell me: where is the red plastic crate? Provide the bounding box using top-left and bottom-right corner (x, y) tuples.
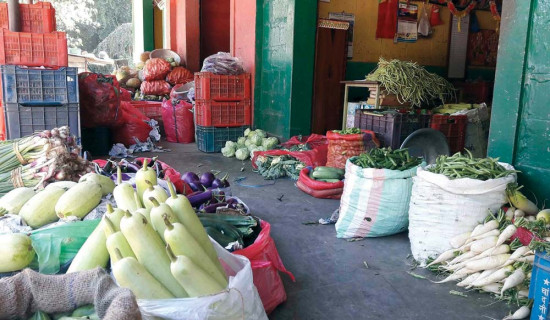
(194, 72), (251, 101)
(430, 114), (468, 154)
(195, 99), (251, 127)
(0, 30), (68, 67)
(0, 2), (56, 34)
(130, 101), (162, 122)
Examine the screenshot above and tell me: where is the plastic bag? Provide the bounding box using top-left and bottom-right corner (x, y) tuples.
(233, 221), (294, 314)
(29, 220), (100, 274)
(408, 165), (516, 265)
(78, 73), (121, 128)
(166, 67), (194, 85)
(326, 130), (380, 169)
(138, 238), (268, 320)
(161, 99), (195, 143)
(140, 80), (172, 96)
(143, 58), (171, 81)
(296, 167), (344, 199)
(418, 4), (432, 37)
(335, 158), (420, 238)
(112, 101), (152, 146)
(201, 52), (245, 75)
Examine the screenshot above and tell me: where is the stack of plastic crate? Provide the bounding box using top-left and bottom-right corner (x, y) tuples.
(0, 2), (76, 141)
(194, 72), (252, 152)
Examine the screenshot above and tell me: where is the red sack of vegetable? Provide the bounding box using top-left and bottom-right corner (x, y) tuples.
(78, 73), (121, 128)
(251, 134), (329, 169)
(166, 67), (194, 85)
(170, 84), (188, 100)
(140, 80), (172, 96)
(233, 221), (294, 314)
(296, 179), (343, 200)
(143, 58), (171, 81)
(120, 88), (132, 101)
(299, 167), (344, 191)
(326, 130), (380, 169)
(161, 99), (195, 143)
(111, 101), (152, 146)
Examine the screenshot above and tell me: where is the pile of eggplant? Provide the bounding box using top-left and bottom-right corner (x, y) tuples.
(97, 158), (164, 181)
(182, 171), (230, 192)
(182, 171), (244, 214)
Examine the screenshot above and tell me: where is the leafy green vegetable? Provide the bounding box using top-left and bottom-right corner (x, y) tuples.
(221, 146), (235, 157)
(352, 148), (422, 171)
(255, 129), (266, 139)
(235, 148), (250, 161)
(244, 128), (251, 137)
(250, 133), (263, 146)
(237, 137), (246, 145)
(332, 127), (361, 135)
(254, 155), (304, 180)
(262, 137), (279, 150)
(225, 141), (237, 149)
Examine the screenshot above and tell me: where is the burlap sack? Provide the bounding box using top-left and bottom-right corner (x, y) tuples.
(0, 268), (141, 320)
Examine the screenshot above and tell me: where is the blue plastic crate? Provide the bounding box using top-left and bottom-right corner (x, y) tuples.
(529, 251), (550, 320)
(4, 102), (80, 139)
(196, 125), (248, 153)
(0, 65), (78, 106)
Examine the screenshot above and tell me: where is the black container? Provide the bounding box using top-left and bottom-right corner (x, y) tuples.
(81, 126), (112, 156)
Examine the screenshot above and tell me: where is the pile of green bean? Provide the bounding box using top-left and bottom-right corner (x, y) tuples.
(365, 58), (456, 107)
(428, 150), (517, 180)
(352, 147), (422, 171)
(332, 128), (361, 135)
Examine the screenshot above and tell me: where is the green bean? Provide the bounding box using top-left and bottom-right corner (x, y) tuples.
(427, 151), (518, 180)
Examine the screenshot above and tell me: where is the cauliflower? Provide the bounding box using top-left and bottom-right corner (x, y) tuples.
(244, 128), (252, 137)
(237, 137), (247, 145)
(221, 146), (235, 157)
(250, 134), (263, 146)
(225, 141), (237, 149)
(262, 137), (279, 150)
(255, 129), (266, 139)
(235, 148), (250, 160)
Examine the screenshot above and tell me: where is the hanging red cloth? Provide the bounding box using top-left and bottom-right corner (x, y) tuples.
(376, 0), (399, 39)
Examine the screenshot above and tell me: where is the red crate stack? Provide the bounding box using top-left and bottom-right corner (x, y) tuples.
(0, 2), (56, 34)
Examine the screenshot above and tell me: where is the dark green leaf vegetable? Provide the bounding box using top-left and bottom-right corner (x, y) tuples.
(428, 150), (518, 180)
(254, 155), (304, 180)
(332, 128), (361, 135)
(352, 147), (422, 171)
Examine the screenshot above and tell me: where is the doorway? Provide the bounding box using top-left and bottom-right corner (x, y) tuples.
(200, 0), (231, 65)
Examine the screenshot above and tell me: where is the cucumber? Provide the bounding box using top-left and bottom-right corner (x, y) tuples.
(318, 179), (342, 183)
(312, 170), (342, 180)
(314, 166), (345, 175)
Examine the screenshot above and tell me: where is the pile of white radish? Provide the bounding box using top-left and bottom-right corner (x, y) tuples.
(426, 211), (538, 320)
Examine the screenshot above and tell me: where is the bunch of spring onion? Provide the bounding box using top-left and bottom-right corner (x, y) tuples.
(0, 126), (93, 195)
(425, 210), (543, 318)
(365, 58), (456, 106)
(428, 150), (518, 180)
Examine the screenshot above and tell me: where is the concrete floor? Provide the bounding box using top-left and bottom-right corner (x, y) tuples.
(145, 142), (513, 320)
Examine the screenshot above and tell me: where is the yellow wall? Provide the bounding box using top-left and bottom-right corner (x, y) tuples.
(154, 6), (164, 49)
(318, 1), (497, 67)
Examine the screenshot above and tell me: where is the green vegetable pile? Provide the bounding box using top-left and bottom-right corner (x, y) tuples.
(366, 58), (456, 107)
(254, 155), (305, 180)
(428, 150), (518, 180)
(221, 128), (279, 160)
(352, 147), (422, 171)
(332, 128), (361, 135)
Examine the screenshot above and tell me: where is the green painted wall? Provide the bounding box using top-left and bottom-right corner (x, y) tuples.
(254, 0), (317, 139)
(488, 0), (550, 203)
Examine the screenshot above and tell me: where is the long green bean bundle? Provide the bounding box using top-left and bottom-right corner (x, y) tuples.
(366, 58), (456, 106)
(352, 147), (422, 171)
(428, 150), (517, 180)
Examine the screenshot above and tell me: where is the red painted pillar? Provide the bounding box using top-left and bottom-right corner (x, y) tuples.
(230, 0), (256, 122)
(167, 0), (200, 71)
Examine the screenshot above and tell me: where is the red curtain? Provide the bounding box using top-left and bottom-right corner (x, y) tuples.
(376, 0), (399, 39)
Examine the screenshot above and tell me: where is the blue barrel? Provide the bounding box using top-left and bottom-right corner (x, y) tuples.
(530, 252), (550, 320)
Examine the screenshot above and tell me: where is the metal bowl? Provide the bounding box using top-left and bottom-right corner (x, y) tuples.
(149, 49), (182, 66)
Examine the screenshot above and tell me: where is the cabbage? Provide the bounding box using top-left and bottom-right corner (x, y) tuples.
(221, 146), (235, 157)
(236, 143), (246, 150)
(244, 128), (251, 137)
(248, 145), (258, 153)
(250, 134), (263, 146)
(235, 148), (249, 160)
(255, 129), (266, 139)
(237, 137), (247, 145)
(225, 141), (237, 149)
(244, 139), (253, 148)
(262, 137), (279, 150)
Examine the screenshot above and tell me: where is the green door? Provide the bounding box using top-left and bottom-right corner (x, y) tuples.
(488, 0), (550, 202)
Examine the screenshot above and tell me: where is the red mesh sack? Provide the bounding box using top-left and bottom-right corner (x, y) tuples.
(78, 73), (121, 128)
(251, 134), (329, 169)
(140, 80), (172, 96)
(166, 67), (194, 85)
(161, 99), (195, 143)
(326, 130), (380, 169)
(296, 179), (343, 200)
(233, 221), (295, 314)
(120, 88), (132, 101)
(111, 101), (152, 146)
(143, 58), (171, 81)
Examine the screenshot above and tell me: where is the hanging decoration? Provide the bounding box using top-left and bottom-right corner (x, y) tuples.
(489, 0), (501, 33)
(430, 4), (443, 26)
(447, 0), (477, 32)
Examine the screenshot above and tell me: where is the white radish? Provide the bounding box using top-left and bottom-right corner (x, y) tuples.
(527, 272), (531, 279)
(502, 247), (532, 267)
(496, 224), (517, 247)
(448, 251), (474, 265)
(470, 245), (510, 262)
(514, 209), (525, 218)
(426, 249), (458, 268)
(482, 283), (502, 294)
(515, 255), (535, 264)
(470, 220), (499, 238)
(457, 272), (481, 287)
(450, 232), (471, 249)
(464, 229), (501, 245)
(518, 290), (529, 298)
(505, 207), (515, 221)
(465, 254), (511, 272)
(502, 306), (530, 320)
(527, 216), (536, 222)
(432, 269), (472, 284)
(501, 269), (525, 296)
(466, 268), (498, 289)
(470, 236), (499, 253)
(471, 266), (514, 287)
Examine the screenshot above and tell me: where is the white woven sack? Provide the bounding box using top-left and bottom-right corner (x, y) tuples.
(408, 165), (516, 265)
(138, 238), (267, 320)
(335, 158), (418, 238)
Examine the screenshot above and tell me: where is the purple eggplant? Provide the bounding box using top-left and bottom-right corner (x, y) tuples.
(211, 178), (224, 189)
(187, 181), (204, 192)
(182, 172), (200, 184)
(111, 172), (131, 183)
(200, 172), (216, 188)
(188, 190), (213, 207)
(119, 160), (140, 173)
(226, 198), (238, 205)
(220, 173), (230, 187)
(202, 202), (228, 213)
